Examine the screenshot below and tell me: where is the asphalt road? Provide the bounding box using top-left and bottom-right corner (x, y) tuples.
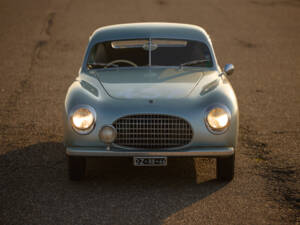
(0, 0), (299, 224)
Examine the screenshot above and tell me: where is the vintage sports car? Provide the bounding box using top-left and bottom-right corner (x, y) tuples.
(64, 23), (239, 181)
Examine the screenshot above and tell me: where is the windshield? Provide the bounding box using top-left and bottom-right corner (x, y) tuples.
(87, 39), (213, 69)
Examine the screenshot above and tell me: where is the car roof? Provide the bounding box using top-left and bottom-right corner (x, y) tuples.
(89, 23), (211, 44)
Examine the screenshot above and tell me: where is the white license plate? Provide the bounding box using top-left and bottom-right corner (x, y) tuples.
(133, 157), (167, 166)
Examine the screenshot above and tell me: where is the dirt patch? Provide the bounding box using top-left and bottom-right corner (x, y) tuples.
(250, 0), (300, 7)
(236, 39), (257, 49)
(156, 0), (167, 6)
(241, 126), (270, 161)
(45, 12), (56, 36)
(240, 125), (300, 223)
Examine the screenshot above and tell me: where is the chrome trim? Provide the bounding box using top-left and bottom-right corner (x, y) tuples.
(66, 146), (234, 157)
(149, 37), (152, 66)
(111, 141), (194, 151)
(112, 114), (193, 149)
(204, 104), (231, 135)
(224, 64), (234, 76)
(69, 105), (97, 135)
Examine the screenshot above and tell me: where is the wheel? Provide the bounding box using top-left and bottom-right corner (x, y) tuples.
(217, 154), (235, 181)
(68, 155), (86, 181)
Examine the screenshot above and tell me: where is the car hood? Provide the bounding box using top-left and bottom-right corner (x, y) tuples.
(94, 68), (217, 99)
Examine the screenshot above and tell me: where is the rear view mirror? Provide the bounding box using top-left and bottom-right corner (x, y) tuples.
(224, 64), (234, 76)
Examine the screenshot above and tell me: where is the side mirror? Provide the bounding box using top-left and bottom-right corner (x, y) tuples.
(224, 64), (234, 76)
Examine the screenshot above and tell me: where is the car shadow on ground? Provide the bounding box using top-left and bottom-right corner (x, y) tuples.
(0, 142), (228, 225)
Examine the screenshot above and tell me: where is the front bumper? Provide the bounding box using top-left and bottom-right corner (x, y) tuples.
(66, 146), (234, 157)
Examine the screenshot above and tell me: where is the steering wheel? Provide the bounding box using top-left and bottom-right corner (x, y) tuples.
(105, 59), (137, 68)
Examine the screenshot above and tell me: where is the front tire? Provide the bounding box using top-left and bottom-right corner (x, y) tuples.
(68, 156), (86, 181)
(217, 154), (235, 181)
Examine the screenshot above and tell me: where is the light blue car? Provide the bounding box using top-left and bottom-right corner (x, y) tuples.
(64, 23), (239, 181)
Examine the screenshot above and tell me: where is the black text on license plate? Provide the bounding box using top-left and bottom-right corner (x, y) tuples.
(133, 157), (167, 166)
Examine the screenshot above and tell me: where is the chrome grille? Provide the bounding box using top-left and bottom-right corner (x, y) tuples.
(113, 114), (193, 149)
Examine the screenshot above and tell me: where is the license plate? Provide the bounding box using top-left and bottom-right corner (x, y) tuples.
(133, 157), (167, 166)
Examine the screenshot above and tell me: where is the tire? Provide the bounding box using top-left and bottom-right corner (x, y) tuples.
(217, 154), (235, 181)
(68, 156), (86, 181)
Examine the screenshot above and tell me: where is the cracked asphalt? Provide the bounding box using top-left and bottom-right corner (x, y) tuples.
(0, 0), (299, 224)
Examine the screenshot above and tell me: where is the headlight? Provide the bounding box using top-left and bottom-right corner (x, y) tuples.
(70, 106), (96, 134)
(205, 105), (230, 134)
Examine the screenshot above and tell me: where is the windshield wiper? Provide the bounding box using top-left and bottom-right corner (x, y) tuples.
(180, 59), (210, 68)
(87, 62), (119, 69)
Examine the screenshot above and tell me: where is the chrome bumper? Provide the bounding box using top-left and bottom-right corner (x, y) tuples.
(66, 146), (234, 157)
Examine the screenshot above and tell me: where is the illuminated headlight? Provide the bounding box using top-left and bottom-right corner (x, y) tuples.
(205, 105), (231, 134)
(70, 106), (96, 134)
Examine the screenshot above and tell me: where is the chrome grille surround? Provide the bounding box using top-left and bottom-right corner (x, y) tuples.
(112, 114), (193, 149)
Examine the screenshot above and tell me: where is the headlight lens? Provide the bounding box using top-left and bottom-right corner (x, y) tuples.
(206, 106), (230, 133)
(71, 107), (95, 133)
